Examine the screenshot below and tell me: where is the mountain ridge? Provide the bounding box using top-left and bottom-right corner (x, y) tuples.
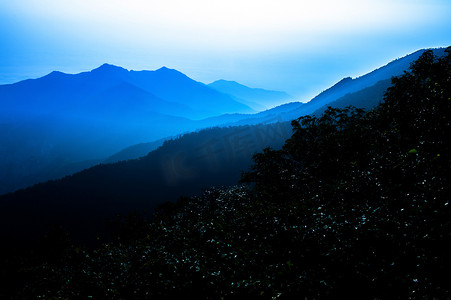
(296, 47), (446, 115)
(208, 79), (295, 110)
(0, 64), (300, 195)
(0, 47), (447, 196)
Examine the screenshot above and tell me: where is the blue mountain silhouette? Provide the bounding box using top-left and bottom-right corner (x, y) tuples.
(0, 48), (446, 196)
(293, 48), (447, 115)
(0, 63), (254, 120)
(208, 79), (295, 110)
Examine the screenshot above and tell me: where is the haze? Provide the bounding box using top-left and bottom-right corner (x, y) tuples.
(1, 0), (450, 101)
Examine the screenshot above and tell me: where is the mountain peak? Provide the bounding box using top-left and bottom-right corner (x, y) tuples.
(45, 70), (65, 77)
(338, 77), (353, 83)
(212, 79), (238, 84)
(210, 79), (242, 87)
(92, 63), (128, 73)
(155, 66), (180, 73)
(153, 66), (189, 80)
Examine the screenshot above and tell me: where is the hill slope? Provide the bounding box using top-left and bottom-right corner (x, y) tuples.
(0, 122), (293, 244)
(208, 79), (295, 110)
(293, 48), (446, 116)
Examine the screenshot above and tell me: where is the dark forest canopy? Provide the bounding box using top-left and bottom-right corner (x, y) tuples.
(1, 48), (450, 299)
(0, 121), (292, 245)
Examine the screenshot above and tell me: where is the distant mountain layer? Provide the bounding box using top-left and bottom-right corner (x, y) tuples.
(207, 48), (446, 127)
(208, 79), (295, 110)
(46, 47), (447, 166)
(294, 48), (446, 116)
(312, 79), (392, 116)
(0, 64), (254, 120)
(102, 102), (306, 162)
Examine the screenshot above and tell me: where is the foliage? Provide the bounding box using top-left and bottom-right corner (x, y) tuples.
(1, 48), (450, 299)
(240, 48), (451, 298)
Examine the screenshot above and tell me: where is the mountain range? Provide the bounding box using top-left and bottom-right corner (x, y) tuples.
(0, 47), (447, 244)
(0, 65), (296, 194)
(208, 79), (295, 110)
(0, 64), (255, 119)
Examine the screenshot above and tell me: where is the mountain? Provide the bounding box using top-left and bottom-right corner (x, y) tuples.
(104, 138), (168, 163)
(0, 111), (198, 195)
(0, 64), (254, 120)
(0, 65), (258, 195)
(293, 48), (447, 116)
(196, 101), (304, 127)
(0, 47), (445, 245)
(312, 79), (392, 116)
(1, 47), (450, 300)
(202, 48), (447, 128)
(126, 67), (256, 118)
(208, 79), (295, 110)
(1, 48), (446, 197)
(100, 81), (385, 163)
(83, 48), (448, 163)
(101, 101), (305, 163)
(87, 81), (195, 118)
(0, 122), (293, 245)
(92, 102), (305, 164)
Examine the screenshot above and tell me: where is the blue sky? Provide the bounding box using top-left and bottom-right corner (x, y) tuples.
(0, 0), (450, 102)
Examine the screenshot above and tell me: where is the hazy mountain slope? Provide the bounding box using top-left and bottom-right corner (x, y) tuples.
(227, 102), (305, 126)
(294, 48), (446, 116)
(104, 138), (168, 163)
(0, 122), (293, 245)
(126, 67), (255, 118)
(100, 48), (443, 164)
(194, 49), (445, 128)
(207, 48), (446, 126)
(87, 81), (195, 118)
(195, 101), (304, 128)
(101, 102), (305, 163)
(312, 79), (392, 116)
(0, 64), (253, 119)
(0, 113), (198, 195)
(208, 79), (295, 110)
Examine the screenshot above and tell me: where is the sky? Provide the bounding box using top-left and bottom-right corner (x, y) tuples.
(0, 0), (450, 102)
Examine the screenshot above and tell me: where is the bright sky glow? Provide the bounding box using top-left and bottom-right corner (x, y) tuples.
(1, 0), (450, 101)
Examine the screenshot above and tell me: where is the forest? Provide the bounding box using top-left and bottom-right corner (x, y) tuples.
(0, 48), (450, 299)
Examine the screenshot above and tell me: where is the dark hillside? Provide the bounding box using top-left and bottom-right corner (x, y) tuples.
(0, 122), (292, 245)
